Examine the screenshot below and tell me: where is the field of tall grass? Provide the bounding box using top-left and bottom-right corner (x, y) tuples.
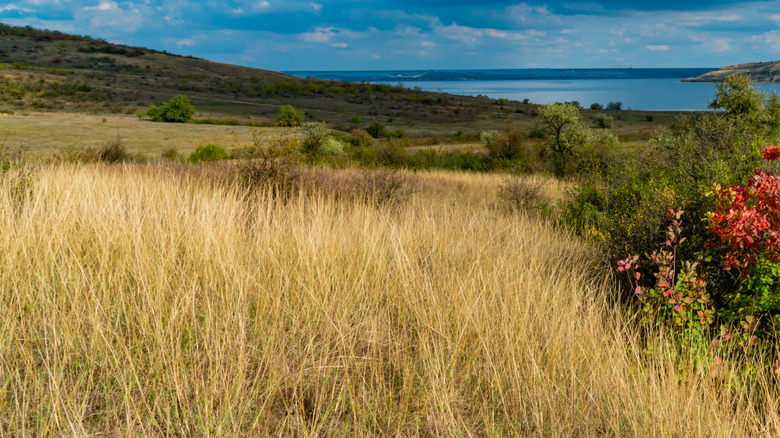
(1, 163), (779, 435)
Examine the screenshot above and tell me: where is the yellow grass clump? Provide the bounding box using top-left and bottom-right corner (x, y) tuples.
(0, 163), (779, 436)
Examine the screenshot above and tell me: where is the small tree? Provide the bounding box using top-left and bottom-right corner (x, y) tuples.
(606, 101), (623, 111)
(539, 103), (582, 156)
(709, 74), (765, 120)
(279, 104), (304, 126)
(590, 103), (603, 110)
(146, 94), (194, 123)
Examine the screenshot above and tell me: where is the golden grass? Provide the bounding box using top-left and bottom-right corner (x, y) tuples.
(0, 112), (262, 158)
(1, 164), (779, 435)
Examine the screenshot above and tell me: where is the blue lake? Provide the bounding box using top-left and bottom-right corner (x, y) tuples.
(286, 69), (780, 111)
(389, 79), (780, 111)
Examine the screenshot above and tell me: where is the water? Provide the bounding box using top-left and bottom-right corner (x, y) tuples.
(286, 69), (780, 111)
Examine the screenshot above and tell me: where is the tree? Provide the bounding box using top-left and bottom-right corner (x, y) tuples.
(590, 103), (603, 110)
(606, 101), (623, 111)
(279, 104), (304, 126)
(709, 74), (765, 120)
(539, 103), (582, 156)
(146, 94), (194, 123)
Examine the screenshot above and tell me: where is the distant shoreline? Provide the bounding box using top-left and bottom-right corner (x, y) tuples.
(286, 68), (718, 83)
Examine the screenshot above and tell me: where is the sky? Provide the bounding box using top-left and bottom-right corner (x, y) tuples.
(1, 0), (780, 70)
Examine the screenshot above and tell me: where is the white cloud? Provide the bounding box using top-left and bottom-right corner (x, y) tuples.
(83, 1), (117, 11)
(310, 2), (322, 12)
(646, 45), (670, 51)
(0, 4), (33, 13)
(76, 1), (145, 34)
(330, 42), (347, 48)
(175, 39), (195, 47)
(301, 27), (335, 43)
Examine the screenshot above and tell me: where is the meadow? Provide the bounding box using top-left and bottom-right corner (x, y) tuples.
(1, 160), (779, 436)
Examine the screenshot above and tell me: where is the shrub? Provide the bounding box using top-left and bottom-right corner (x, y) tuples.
(348, 129), (373, 148)
(279, 104), (304, 126)
(499, 173), (548, 214)
(161, 147), (180, 161)
(189, 144), (229, 163)
(593, 114), (614, 129)
(146, 94), (194, 123)
(480, 128), (526, 161)
(99, 136), (131, 163)
(590, 103), (603, 110)
(350, 116), (362, 125)
(606, 101), (623, 111)
(354, 168), (406, 206)
(321, 137), (344, 155)
(235, 129), (301, 200)
(366, 121), (386, 138)
(299, 122), (329, 156)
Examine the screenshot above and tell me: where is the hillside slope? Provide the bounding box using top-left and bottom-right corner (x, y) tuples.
(0, 23), (538, 133)
(683, 60), (780, 83)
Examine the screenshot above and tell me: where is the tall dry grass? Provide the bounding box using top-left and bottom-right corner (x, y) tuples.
(0, 163), (779, 436)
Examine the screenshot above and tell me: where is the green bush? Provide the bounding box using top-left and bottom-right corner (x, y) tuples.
(189, 144), (229, 163)
(590, 103), (603, 110)
(146, 94), (194, 123)
(321, 137), (344, 155)
(480, 128), (526, 161)
(299, 122), (329, 156)
(561, 75), (780, 313)
(366, 121), (386, 139)
(593, 114), (614, 129)
(279, 104), (304, 126)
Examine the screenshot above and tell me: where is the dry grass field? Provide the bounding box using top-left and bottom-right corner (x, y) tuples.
(0, 162), (779, 435)
(0, 112), (262, 158)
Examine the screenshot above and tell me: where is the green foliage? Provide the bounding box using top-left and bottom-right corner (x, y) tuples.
(161, 147), (180, 161)
(321, 137), (344, 155)
(347, 129), (373, 148)
(539, 103), (582, 156)
(709, 74), (764, 118)
(593, 114), (614, 129)
(299, 122), (329, 156)
(278, 104), (304, 127)
(590, 103), (603, 110)
(606, 101), (623, 111)
(350, 116), (362, 125)
(189, 144), (229, 163)
(366, 121), (386, 139)
(562, 75), (780, 327)
(480, 127), (527, 161)
(146, 94), (194, 123)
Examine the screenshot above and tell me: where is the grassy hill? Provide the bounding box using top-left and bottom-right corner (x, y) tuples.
(0, 22), (549, 135)
(683, 60), (780, 83)
(0, 22), (677, 140)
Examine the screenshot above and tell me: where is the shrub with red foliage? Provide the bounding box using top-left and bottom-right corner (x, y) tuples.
(709, 145), (780, 274)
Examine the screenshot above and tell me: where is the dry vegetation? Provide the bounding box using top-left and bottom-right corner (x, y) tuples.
(0, 163), (778, 435)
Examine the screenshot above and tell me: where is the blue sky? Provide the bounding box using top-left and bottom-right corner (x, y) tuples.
(1, 1), (780, 70)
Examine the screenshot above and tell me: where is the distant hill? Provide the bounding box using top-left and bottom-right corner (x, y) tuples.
(683, 61), (780, 83)
(0, 22), (537, 132)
